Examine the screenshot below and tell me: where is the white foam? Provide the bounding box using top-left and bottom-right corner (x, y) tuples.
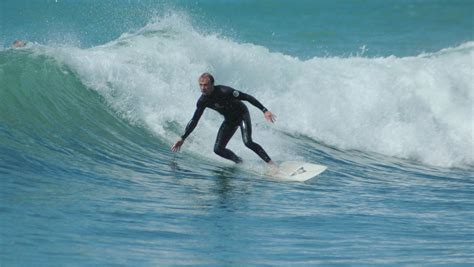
(46, 14), (474, 168)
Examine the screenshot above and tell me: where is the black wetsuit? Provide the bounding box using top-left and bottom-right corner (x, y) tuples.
(181, 85), (272, 163)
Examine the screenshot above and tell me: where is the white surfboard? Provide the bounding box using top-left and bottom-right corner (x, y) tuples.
(268, 161), (327, 182)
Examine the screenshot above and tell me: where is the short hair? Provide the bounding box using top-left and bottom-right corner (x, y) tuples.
(199, 72), (214, 84)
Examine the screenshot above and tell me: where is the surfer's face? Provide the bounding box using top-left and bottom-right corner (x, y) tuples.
(199, 77), (214, 95)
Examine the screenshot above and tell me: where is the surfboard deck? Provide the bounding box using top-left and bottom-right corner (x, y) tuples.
(266, 161), (327, 182)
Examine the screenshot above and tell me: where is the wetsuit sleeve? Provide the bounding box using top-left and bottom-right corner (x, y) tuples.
(181, 100), (206, 140)
(235, 91), (268, 113)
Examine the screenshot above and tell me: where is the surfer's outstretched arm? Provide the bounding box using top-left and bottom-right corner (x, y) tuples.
(171, 102), (205, 152)
(236, 91), (276, 123)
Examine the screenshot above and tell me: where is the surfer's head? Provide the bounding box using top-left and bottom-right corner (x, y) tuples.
(199, 72), (215, 95)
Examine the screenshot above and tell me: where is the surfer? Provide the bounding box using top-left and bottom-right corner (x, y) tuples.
(171, 73), (276, 165)
(11, 39), (27, 48)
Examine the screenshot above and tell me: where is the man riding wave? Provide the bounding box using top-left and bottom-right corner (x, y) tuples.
(171, 73), (276, 165)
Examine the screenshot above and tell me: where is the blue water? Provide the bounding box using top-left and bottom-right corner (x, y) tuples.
(1, 0), (473, 265)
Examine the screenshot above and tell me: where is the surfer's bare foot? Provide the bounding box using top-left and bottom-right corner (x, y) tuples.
(266, 161), (279, 176)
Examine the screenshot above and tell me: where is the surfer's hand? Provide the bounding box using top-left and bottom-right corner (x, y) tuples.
(171, 138), (184, 152)
(264, 111), (276, 123)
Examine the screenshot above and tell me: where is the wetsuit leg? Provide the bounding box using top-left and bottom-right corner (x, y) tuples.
(214, 120), (242, 163)
(240, 111), (272, 163)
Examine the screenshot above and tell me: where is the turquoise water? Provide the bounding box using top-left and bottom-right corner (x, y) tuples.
(1, 0), (473, 265)
(3, 0), (473, 57)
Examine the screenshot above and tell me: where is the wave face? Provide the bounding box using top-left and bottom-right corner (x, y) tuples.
(0, 49), (171, 178)
(28, 14), (473, 169)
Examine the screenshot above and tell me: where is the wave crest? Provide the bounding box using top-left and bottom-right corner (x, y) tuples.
(34, 14), (474, 168)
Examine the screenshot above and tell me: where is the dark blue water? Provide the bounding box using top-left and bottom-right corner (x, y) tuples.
(1, 0), (473, 265)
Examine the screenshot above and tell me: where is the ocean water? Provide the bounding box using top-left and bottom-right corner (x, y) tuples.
(1, 0), (473, 265)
